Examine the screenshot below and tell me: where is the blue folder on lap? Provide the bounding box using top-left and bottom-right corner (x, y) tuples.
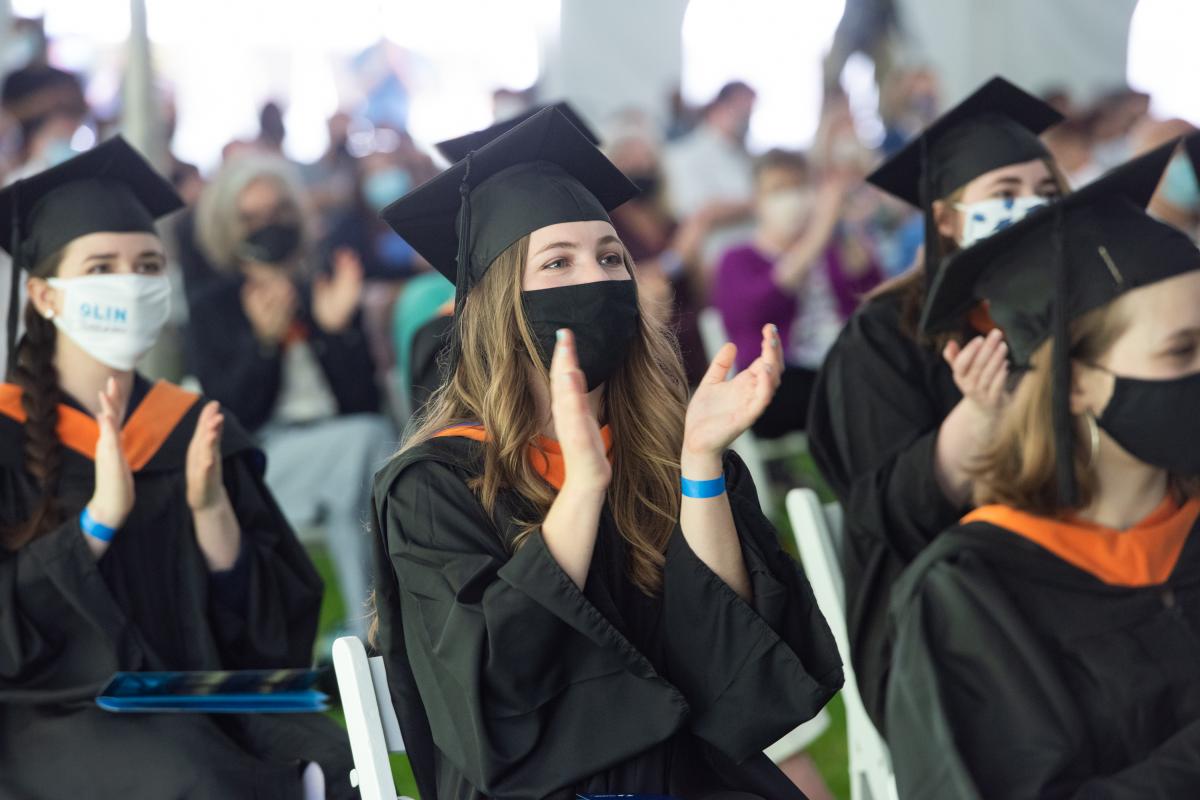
(96, 668), (329, 714)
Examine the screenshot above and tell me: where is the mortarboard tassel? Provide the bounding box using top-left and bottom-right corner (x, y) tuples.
(444, 152), (475, 380)
(918, 134), (941, 303)
(5, 179), (21, 379)
(1050, 199), (1078, 508)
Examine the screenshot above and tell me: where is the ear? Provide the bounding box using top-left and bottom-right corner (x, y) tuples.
(1070, 359), (1115, 416)
(25, 276), (61, 320)
(931, 198), (959, 241)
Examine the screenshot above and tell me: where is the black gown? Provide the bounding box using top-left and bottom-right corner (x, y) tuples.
(371, 435), (844, 800)
(805, 291), (963, 729)
(887, 506), (1200, 799)
(0, 376), (354, 800)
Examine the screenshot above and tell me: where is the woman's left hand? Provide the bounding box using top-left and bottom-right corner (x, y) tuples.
(186, 401), (227, 512)
(683, 324), (783, 458)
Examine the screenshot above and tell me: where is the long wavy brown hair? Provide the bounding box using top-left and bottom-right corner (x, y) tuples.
(403, 234), (689, 595)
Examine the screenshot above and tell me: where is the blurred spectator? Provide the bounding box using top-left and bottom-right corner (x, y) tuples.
(1044, 115), (1101, 188)
(0, 64), (89, 176)
(662, 80), (758, 271)
(1133, 117), (1200, 237)
(604, 107), (715, 384)
(178, 153), (393, 636)
(879, 66), (940, 156)
(1088, 88), (1151, 170)
(714, 149), (883, 438)
(161, 97), (204, 206)
(665, 85), (699, 141)
(324, 148), (422, 281)
(304, 112), (359, 232)
(823, 0), (902, 96)
(1040, 85), (1075, 117)
(492, 87), (533, 123)
(257, 100), (287, 154)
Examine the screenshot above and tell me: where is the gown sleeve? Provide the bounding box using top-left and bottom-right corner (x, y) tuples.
(806, 300), (966, 726)
(0, 468), (128, 703)
(205, 451), (325, 669)
(660, 451), (843, 763)
(807, 302), (964, 562)
(374, 456), (691, 798)
(886, 547), (1200, 799)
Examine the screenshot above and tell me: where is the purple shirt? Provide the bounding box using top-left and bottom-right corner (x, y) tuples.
(713, 244), (798, 371)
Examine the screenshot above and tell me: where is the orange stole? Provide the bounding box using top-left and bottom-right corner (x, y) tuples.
(433, 424), (614, 490)
(0, 380), (202, 472)
(963, 495), (1200, 587)
(966, 302), (998, 336)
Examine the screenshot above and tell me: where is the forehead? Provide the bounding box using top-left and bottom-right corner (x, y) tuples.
(1118, 270), (1200, 340)
(62, 231), (163, 258)
(526, 219), (618, 249)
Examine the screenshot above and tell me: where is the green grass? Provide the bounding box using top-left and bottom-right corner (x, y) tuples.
(310, 450), (853, 798)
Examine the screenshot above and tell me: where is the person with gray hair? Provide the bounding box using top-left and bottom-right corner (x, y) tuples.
(176, 151), (392, 640)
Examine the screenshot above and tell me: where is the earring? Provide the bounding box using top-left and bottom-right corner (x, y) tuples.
(42, 307), (54, 320)
(1083, 410), (1100, 467)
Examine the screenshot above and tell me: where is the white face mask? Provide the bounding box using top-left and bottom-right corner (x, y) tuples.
(955, 195), (1049, 248)
(46, 274), (171, 370)
(760, 188), (814, 237)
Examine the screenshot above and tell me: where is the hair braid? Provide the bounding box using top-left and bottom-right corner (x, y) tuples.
(3, 253), (66, 550)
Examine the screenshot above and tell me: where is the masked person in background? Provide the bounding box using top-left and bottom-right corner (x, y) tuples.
(0, 138), (352, 799)
(806, 76), (1069, 731)
(179, 152), (392, 639)
(889, 142), (1200, 800)
(371, 107), (843, 800)
(714, 149), (883, 439)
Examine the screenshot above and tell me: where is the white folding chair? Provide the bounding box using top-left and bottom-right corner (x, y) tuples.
(696, 308), (808, 511)
(332, 636), (416, 800)
(785, 489), (899, 800)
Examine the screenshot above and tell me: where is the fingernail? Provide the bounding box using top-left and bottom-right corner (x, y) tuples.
(556, 329), (566, 343)
(770, 324), (779, 335)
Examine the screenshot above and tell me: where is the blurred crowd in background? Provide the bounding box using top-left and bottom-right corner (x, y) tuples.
(2, 7), (1198, 636)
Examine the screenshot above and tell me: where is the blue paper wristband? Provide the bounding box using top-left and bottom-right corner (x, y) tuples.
(680, 474), (726, 499)
(80, 507), (117, 542)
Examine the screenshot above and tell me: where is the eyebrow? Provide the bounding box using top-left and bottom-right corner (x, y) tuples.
(534, 234), (622, 257)
(84, 250), (166, 261)
(1164, 327), (1200, 342)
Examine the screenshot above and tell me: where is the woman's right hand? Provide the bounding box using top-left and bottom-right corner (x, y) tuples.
(88, 377), (134, 531)
(550, 328), (611, 495)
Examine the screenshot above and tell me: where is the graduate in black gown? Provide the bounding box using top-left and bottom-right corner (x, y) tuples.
(0, 138), (353, 799)
(887, 141), (1200, 798)
(805, 76), (1067, 728)
(370, 108), (843, 800)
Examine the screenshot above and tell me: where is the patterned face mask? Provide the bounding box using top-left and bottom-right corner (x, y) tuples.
(955, 195), (1049, 249)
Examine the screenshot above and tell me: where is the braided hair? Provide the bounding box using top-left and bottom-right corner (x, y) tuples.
(3, 249), (66, 550)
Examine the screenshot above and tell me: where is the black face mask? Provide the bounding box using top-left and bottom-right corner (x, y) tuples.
(239, 222), (302, 264)
(522, 280), (640, 391)
(1097, 370), (1200, 475)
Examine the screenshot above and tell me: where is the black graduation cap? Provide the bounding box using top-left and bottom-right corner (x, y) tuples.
(382, 106), (636, 288)
(3, 135), (184, 373)
(435, 101), (599, 164)
(922, 140), (1198, 506)
(867, 76), (1064, 307)
(381, 106), (636, 375)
